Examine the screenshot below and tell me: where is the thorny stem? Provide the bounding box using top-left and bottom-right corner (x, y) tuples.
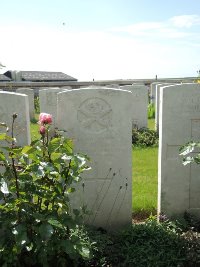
(62, 159), (72, 196)
(11, 114), (20, 199)
(42, 134), (45, 158)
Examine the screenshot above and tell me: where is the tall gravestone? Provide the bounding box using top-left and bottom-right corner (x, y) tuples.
(16, 88), (35, 120)
(155, 83), (175, 132)
(158, 83), (200, 218)
(0, 92), (31, 146)
(105, 84), (120, 88)
(61, 86), (72, 89)
(150, 82), (160, 105)
(39, 87), (68, 131)
(120, 85), (148, 129)
(57, 87), (132, 231)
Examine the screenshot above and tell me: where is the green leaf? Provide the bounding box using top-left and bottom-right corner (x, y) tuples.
(61, 240), (76, 255)
(0, 179), (9, 194)
(0, 133), (7, 140)
(76, 155), (86, 168)
(78, 246), (91, 259)
(67, 187), (75, 193)
(48, 138), (61, 154)
(39, 223), (54, 240)
(0, 152), (6, 161)
(13, 224), (29, 246)
(51, 152), (62, 161)
(179, 143), (195, 156)
(22, 145), (36, 155)
(62, 139), (73, 154)
(48, 219), (63, 229)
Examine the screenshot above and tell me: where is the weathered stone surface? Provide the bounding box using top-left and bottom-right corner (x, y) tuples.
(158, 83), (200, 218)
(61, 86), (72, 89)
(39, 87), (68, 131)
(150, 82), (160, 104)
(105, 84), (120, 88)
(57, 88), (132, 231)
(155, 83), (175, 132)
(0, 91), (31, 146)
(16, 88), (35, 120)
(120, 85), (148, 129)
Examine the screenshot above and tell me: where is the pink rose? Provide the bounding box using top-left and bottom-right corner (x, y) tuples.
(39, 113), (53, 124)
(39, 125), (46, 135)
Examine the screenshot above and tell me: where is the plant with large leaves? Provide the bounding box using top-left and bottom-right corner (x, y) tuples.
(0, 113), (92, 267)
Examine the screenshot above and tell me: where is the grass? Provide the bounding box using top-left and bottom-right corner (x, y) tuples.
(30, 114), (40, 141)
(148, 118), (155, 130)
(30, 115), (158, 217)
(132, 119), (158, 217)
(132, 146), (158, 215)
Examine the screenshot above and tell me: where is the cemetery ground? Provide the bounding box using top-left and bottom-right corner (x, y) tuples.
(28, 116), (200, 266)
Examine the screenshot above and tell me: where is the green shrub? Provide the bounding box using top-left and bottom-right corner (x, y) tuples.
(148, 103), (155, 119)
(83, 219), (189, 267)
(111, 220), (186, 267)
(132, 127), (158, 147)
(34, 96), (40, 114)
(0, 114), (92, 266)
(182, 230), (200, 266)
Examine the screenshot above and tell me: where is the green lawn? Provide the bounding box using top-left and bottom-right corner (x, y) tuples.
(132, 118), (158, 215)
(148, 118), (155, 130)
(30, 114), (40, 141)
(132, 146), (158, 215)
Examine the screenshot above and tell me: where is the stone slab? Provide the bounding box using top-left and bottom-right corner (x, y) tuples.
(158, 83), (200, 218)
(0, 91), (31, 146)
(155, 83), (175, 132)
(120, 85), (148, 129)
(39, 87), (69, 132)
(16, 88), (35, 120)
(57, 88), (132, 231)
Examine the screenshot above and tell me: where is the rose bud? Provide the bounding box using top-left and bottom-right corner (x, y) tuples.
(39, 125), (46, 135)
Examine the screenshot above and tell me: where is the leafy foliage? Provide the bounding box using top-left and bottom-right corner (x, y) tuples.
(34, 96), (40, 114)
(148, 103), (155, 119)
(84, 218), (194, 267)
(179, 141), (200, 165)
(132, 127), (158, 147)
(0, 114), (92, 266)
(110, 220), (186, 267)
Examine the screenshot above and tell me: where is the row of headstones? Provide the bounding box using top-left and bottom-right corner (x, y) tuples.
(150, 82), (180, 131)
(2, 83), (198, 228)
(1, 84), (149, 130)
(0, 85), (148, 231)
(40, 83), (200, 221)
(39, 85), (149, 131)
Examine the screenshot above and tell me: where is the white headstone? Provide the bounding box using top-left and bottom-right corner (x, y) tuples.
(120, 85), (148, 129)
(0, 92), (31, 146)
(105, 84), (120, 88)
(16, 88), (35, 120)
(158, 83), (200, 218)
(57, 88), (133, 231)
(39, 87), (68, 131)
(150, 82), (160, 104)
(61, 86), (72, 89)
(155, 83), (175, 132)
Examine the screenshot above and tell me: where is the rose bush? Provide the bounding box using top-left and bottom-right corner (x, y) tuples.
(0, 113), (92, 267)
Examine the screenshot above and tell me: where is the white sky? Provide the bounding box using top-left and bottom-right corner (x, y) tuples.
(0, 0), (200, 81)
